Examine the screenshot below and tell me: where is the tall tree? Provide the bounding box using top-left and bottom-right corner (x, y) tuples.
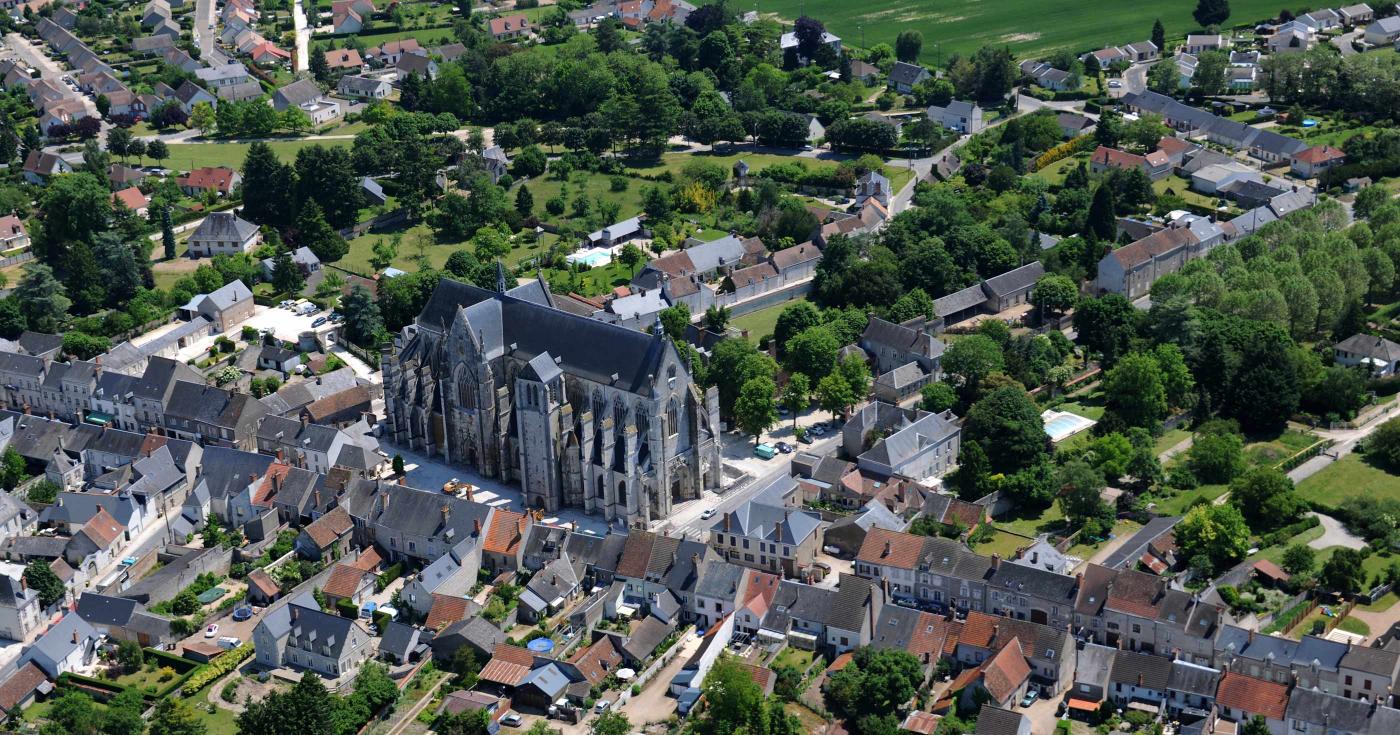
(1085, 184), (1117, 242)
(781, 373), (810, 430)
(241, 141), (297, 229)
(895, 30), (923, 63)
(962, 386), (1047, 474)
(294, 144), (361, 229)
(734, 376), (778, 444)
(1151, 19), (1166, 51)
(342, 284), (385, 346)
(14, 263), (70, 332)
(1101, 352), (1168, 432)
(161, 204), (176, 260)
(1193, 0), (1230, 27)
(237, 673), (338, 735)
(294, 200), (349, 263)
(148, 697), (207, 735)
(271, 250), (305, 294)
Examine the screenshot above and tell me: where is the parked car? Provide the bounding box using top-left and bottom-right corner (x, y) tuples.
(594, 700), (612, 714)
(700, 508), (716, 520)
(311, 316), (328, 328)
(775, 441), (793, 454)
(823, 545), (842, 556)
(1108, 79), (1122, 88)
(204, 623), (218, 638)
(501, 714), (523, 727)
(217, 636), (241, 650)
(1020, 691), (1039, 708)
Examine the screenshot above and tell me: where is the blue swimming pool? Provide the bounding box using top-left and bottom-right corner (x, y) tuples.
(567, 248), (614, 267)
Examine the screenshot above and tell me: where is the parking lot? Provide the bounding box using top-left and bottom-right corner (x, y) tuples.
(169, 301), (335, 363)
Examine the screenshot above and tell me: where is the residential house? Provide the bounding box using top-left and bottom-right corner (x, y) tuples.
(1299, 8), (1343, 29)
(178, 166), (241, 197)
(888, 62), (930, 93)
(294, 506), (354, 560)
(322, 562), (376, 609)
(855, 528), (993, 612)
(1338, 644), (1400, 701)
(708, 493), (823, 577)
(0, 574), (41, 642)
(368, 39), (422, 65)
(927, 100), (983, 134)
(163, 380), (268, 448)
(1335, 333), (1400, 375)
(858, 317), (945, 376)
(21, 151), (71, 184)
(488, 13), (531, 39)
(481, 508), (528, 574)
(842, 401), (961, 480)
(337, 74), (392, 100)
(195, 63), (251, 89)
(249, 43), (291, 67)
(1166, 660), (1220, 721)
(0, 215), (29, 253)
(186, 212), (260, 257)
(1291, 144), (1346, 179)
(953, 638), (1032, 709)
(954, 611), (1076, 696)
(1340, 3), (1375, 24)
(973, 705), (1030, 735)
(395, 53), (438, 81)
(1082, 46), (1130, 67)
(19, 614), (97, 677)
(518, 554), (582, 623)
(1285, 687), (1374, 735)
(74, 593), (173, 647)
(111, 187), (150, 218)
(179, 279), (254, 334)
(332, 5), (362, 33)
(254, 592), (372, 677)
(272, 79), (341, 124)
(324, 49), (363, 71)
(778, 29), (841, 65)
(1090, 145), (1172, 180)
(1108, 648), (1170, 711)
(1066, 643), (1116, 712)
(1184, 34), (1226, 54)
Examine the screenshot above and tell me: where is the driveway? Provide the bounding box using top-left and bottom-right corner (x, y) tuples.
(614, 631), (704, 727)
(193, 0), (216, 59)
(1307, 512), (1368, 551)
(1332, 30), (1360, 56)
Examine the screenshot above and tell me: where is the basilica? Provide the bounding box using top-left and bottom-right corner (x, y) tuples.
(382, 271), (723, 528)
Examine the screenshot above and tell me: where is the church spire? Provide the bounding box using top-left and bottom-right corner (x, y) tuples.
(495, 261), (507, 294)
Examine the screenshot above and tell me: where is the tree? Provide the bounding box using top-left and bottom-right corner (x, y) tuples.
(1281, 544), (1316, 577)
(1034, 273), (1078, 317)
(0, 447), (26, 490)
(1193, 0), (1230, 27)
(1148, 58), (1180, 94)
(1085, 184), (1117, 242)
(1151, 19), (1166, 51)
(1242, 717), (1272, 735)
(147, 138), (169, 167)
(515, 184), (534, 217)
(838, 353), (871, 405)
(1188, 423), (1245, 484)
(62, 332), (110, 360)
(962, 386), (1048, 474)
(435, 710), (490, 735)
(295, 200), (349, 263)
(237, 673), (338, 735)
(1101, 352), (1168, 432)
(591, 710), (631, 735)
(370, 238), (399, 272)
(817, 372), (855, 420)
(1057, 459), (1114, 537)
(1368, 416), (1400, 470)
(784, 325), (839, 382)
(1075, 294), (1137, 364)
(1192, 51), (1229, 96)
(705, 305), (732, 332)
(895, 30), (923, 63)
(657, 303), (691, 341)
(14, 263), (70, 333)
(701, 657), (767, 735)
(824, 648), (924, 727)
(1320, 547), (1367, 595)
(734, 377), (778, 444)
(190, 101), (216, 132)
(793, 15), (828, 65)
(941, 334), (1004, 398)
(921, 382), (957, 413)
(1175, 503), (1249, 575)
(241, 141), (297, 229)
(24, 559), (64, 607)
(342, 285), (384, 347)
(295, 145), (362, 229)
(1229, 468), (1303, 532)
(618, 243), (645, 275)
(781, 373), (810, 430)
(161, 205), (176, 260)
(773, 301), (823, 359)
(106, 126), (133, 162)
(271, 251), (306, 294)
(148, 698), (206, 735)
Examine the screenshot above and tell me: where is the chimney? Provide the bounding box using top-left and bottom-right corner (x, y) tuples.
(724, 515), (731, 532)
(441, 504), (450, 526)
(463, 485), (474, 501)
(473, 518), (481, 535)
(397, 476), (406, 486)
(313, 491), (320, 508)
(380, 491), (388, 510)
(19, 576), (25, 591)
(249, 473), (257, 485)
(276, 449), (284, 462)
(1248, 629), (1255, 644)
(71, 630), (78, 644)
(991, 554), (1001, 571)
(1073, 573), (1083, 594)
(273, 471), (282, 492)
(301, 414), (309, 427)
(882, 540), (891, 558)
(552, 575), (558, 585)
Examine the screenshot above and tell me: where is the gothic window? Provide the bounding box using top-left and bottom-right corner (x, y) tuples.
(666, 400), (678, 436)
(456, 373), (475, 409)
(597, 475), (606, 499)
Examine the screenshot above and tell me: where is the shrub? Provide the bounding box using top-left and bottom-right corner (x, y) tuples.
(182, 644), (253, 696)
(337, 598), (360, 619)
(221, 678), (239, 702)
(158, 666), (176, 682)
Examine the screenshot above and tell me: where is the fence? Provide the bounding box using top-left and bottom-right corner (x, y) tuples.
(1274, 439), (1335, 473)
(338, 208), (409, 240)
(0, 251), (33, 270)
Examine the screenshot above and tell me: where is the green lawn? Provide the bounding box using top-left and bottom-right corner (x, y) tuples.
(994, 502), (1067, 538)
(1153, 428), (1191, 456)
(1152, 483), (1229, 516)
(972, 529), (1033, 558)
(340, 222), (548, 277)
(1338, 616), (1372, 636)
(164, 139), (351, 171)
(736, 0), (1294, 61)
(731, 297), (808, 344)
(1244, 429), (1321, 469)
(1033, 153), (1087, 184)
(1249, 524), (1326, 565)
(1058, 393), (1105, 421)
(1153, 176), (1224, 212)
(324, 26), (457, 49)
(515, 171), (649, 229)
(1297, 454), (1400, 509)
(772, 646), (815, 672)
(1067, 519), (1141, 559)
(625, 151), (915, 193)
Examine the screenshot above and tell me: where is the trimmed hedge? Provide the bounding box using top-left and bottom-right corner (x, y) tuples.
(182, 644), (253, 696)
(1260, 514), (1322, 549)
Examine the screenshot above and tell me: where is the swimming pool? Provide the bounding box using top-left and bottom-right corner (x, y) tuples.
(566, 247), (613, 267)
(1041, 410), (1097, 443)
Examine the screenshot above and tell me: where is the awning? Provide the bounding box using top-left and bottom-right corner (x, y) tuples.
(84, 412), (114, 426)
(1067, 698), (1100, 712)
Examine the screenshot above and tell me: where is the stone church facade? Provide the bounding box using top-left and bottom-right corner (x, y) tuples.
(382, 274), (723, 528)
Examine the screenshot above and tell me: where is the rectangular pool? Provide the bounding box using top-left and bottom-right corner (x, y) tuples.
(1041, 410), (1096, 443)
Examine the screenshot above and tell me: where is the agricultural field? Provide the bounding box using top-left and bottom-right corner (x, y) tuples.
(738, 0), (1293, 60)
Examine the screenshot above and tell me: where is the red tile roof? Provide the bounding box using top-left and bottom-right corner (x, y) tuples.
(1294, 145), (1345, 164)
(1091, 145), (1148, 170)
(483, 510), (526, 556)
(111, 186), (148, 212)
(324, 49), (362, 69)
(1216, 672), (1289, 721)
(247, 568), (279, 598)
(323, 563), (371, 600)
(302, 507), (352, 549)
(80, 507), (125, 549)
(425, 593), (470, 631)
(982, 638), (1031, 703)
(177, 166), (238, 194)
(479, 643), (534, 686)
(857, 528), (923, 570)
(350, 547), (383, 572)
(568, 635), (621, 684)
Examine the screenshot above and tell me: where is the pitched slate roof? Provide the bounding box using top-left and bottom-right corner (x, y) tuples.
(1167, 660), (1220, 697)
(1336, 333), (1400, 362)
(379, 621), (421, 660)
(1110, 648), (1171, 690)
(190, 212), (258, 243)
(1285, 687), (1372, 730)
(888, 61), (929, 86)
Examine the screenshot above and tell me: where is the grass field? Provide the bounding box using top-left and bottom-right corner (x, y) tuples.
(995, 502), (1067, 538)
(1297, 454), (1400, 509)
(164, 139), (352, 170)
(516, 171), (649, 229)
(626, 151), (915, 193)
(1152, 483), (1229, 516)
(973, 529), (1034, 558)
(1067, 519), (1141, 560)
(739, 0), (1293, 61)
(731, 297), (808, 344)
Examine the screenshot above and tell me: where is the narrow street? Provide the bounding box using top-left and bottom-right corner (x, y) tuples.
(293, 0), (310, 72)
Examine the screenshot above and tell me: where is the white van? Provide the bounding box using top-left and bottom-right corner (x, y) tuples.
(217, 636), (242, 650)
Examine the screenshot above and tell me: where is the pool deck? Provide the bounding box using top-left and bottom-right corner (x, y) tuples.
(1042, 410), (1097, 443)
